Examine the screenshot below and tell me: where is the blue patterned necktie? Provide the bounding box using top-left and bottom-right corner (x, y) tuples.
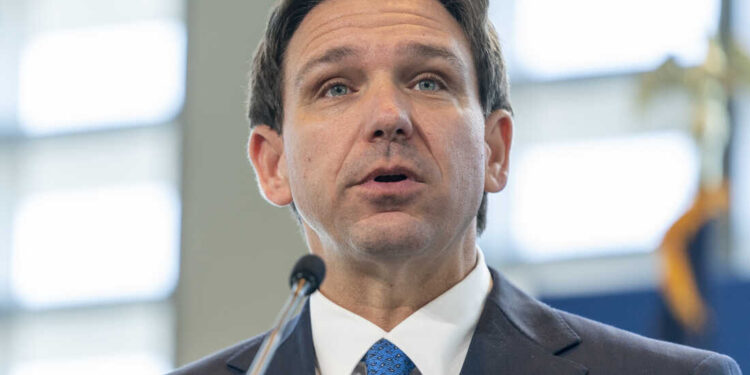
(362, 338), (416, 375)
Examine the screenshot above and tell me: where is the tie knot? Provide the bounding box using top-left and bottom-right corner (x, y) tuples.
(363, 339), (416, 375)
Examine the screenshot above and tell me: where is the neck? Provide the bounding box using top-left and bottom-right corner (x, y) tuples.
(305, 226), (478, 331)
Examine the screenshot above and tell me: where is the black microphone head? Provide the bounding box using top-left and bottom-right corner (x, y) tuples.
(289, 254), (326, 295)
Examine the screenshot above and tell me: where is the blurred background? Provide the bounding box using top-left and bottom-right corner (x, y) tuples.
(0, 0), (748, 373)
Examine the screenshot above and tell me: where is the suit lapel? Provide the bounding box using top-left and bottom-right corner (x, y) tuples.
(461, 268), (588, 375)
(226, 301), (317, 374)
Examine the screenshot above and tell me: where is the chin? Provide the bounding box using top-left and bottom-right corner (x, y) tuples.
(347, 215), (435, 258)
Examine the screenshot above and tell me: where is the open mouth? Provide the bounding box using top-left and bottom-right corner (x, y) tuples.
(374, 174), (408, 183)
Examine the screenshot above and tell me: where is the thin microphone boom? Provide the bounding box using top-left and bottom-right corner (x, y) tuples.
(246, 254), (326, 375)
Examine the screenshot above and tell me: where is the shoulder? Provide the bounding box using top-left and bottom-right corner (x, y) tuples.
(166, 334), (266, 375)
(484, 268), (740, 374)
(555, 310), (742, 375)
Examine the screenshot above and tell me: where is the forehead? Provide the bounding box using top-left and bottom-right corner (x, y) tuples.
(284, 0), (473, 75)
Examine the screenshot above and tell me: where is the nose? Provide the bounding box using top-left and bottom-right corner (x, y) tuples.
(363, 81), (414, 143)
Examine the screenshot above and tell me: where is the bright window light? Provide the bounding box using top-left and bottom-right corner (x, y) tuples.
(514, 0), (719, 79)
(11, 184), (180, 309)
(10, 354), (170, 375)
(510, 131), (699, 262)
(18, 20), (186, 135)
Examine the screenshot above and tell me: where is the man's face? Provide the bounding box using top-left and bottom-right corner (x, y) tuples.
(268, 0), (507, 258)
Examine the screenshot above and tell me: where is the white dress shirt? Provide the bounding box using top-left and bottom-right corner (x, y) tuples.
(310, 248), (492, 375)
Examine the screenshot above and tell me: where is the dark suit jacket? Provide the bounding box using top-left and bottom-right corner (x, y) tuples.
(169, 268), (742, 374)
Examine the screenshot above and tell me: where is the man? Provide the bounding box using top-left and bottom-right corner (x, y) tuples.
(171, 0), (742, 374)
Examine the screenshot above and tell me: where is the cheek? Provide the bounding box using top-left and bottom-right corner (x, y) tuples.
(434, 110), (486, 183)
(283, 124), (349, 216)
(283, 131), (321, 207)
(285, 136), (311, 185)
(451, 131), (485, 193)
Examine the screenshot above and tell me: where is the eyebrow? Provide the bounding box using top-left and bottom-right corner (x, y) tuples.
(292, 42), (467, 88)
(295, 46), (359, 87)
(398, 42), (467, 72)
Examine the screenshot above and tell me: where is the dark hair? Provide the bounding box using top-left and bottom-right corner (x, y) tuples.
(248, 0), (512, 235)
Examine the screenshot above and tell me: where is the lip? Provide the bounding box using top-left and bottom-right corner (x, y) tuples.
(358, 165), (422, 186)
(352, 164), (425, 198)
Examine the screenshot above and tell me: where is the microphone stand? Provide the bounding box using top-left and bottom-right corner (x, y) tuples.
(246, 278), (312, 375)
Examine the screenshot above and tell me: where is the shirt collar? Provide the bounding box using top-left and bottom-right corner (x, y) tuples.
(310, 248), (492, 375)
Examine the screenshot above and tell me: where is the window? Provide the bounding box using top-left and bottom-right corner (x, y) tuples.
(1, 0), (185, 373)
(480, 132), (699, 262)
(12, 184), (179, 309)
(482, 0), (748, 276)
(18, 20), (185, 135)
(506, 0), (720, 80)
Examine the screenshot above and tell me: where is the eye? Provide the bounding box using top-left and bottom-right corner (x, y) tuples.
(414, 77), (441, 91)
(325, 83), (350, 97)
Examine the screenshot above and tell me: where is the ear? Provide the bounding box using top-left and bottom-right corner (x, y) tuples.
(248, 125), (293, 206)
(484, 109), (513, 193)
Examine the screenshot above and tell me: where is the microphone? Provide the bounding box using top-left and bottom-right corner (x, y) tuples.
(246, 254), (326, 375)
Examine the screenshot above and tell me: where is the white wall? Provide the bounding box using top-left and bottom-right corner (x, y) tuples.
(176, 0), (306, 366)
